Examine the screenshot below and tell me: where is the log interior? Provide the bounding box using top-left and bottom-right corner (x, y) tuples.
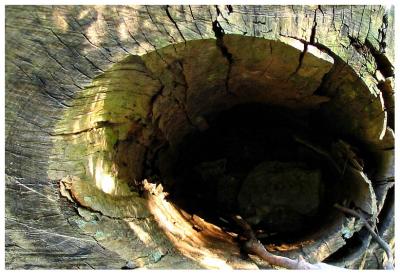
(51, 35), (391, 267)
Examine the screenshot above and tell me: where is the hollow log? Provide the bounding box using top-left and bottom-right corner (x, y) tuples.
(5, 5), (394, 269)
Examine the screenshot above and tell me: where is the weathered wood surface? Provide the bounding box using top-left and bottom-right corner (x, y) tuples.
(5, 5), (394, 269)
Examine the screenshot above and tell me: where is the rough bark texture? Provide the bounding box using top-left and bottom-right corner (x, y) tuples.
(5, 5), (394, 269)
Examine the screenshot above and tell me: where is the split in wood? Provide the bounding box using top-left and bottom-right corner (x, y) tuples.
(333, 203), (394, 270)
(231, 215), (344, 270)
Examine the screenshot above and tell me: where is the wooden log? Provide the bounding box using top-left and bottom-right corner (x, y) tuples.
(5, 5), (394, 269)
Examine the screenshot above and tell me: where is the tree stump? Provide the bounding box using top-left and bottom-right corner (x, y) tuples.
(5, 5), (394, 269)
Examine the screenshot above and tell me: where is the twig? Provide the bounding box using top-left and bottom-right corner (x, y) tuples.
(358, 250), (369, 270)
(231, 215), (344, 270)
(334, 204), (394, 270)
(292, 135), (341, 173)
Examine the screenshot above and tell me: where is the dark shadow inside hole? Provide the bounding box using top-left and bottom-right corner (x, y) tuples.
(157, 103), (345, 244)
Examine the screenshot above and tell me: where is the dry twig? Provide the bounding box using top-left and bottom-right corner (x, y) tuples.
(231, 215), (344, 270)
(334, 203), (394, 270)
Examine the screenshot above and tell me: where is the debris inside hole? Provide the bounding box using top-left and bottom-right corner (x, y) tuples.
(152, 103), (351, 246)
(325, 185), (395, 265)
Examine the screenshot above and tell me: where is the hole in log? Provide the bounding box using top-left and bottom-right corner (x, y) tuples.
(53, 35), (392, 268)
(156, 103), (343, 245)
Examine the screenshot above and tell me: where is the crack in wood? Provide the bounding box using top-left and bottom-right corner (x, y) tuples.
(165, 6), (187, 43)
(212, 19), (234, 95)
(188, 6), (204, 39)
(310, 7), (318, 44)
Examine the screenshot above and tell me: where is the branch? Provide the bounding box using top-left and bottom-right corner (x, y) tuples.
(231, 215), (344, 270)
(334, 204), (394, 270)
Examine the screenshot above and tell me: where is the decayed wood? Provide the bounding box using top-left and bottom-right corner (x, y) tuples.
(5, 5), (394, 269)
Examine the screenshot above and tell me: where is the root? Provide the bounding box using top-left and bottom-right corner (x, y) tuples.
(231, 215), (344, 270)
